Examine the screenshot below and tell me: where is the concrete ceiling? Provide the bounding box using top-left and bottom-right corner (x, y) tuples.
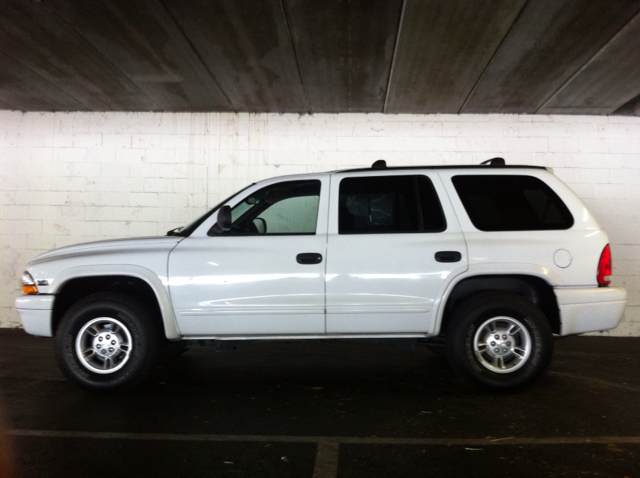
(2, 0), (640, 115)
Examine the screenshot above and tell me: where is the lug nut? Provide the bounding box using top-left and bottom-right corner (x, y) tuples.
(495, 335), (500, 340)
(111, 340), (116, 345)
(494, 348), (500, 353)
(502, 335), (507, 340)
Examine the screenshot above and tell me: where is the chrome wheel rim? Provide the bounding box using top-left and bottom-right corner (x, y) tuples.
(473, 316), (532, 374)
(75, 318), (132, 374)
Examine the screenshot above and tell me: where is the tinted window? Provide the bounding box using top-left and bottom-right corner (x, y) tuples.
(452, 175), (574, 231)
(339, 175), (445, 234)
(218, 180), (321, 235)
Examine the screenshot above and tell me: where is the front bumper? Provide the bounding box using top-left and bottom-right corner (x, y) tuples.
(15, 295), (55, 337)
(555, 286), (627, 336)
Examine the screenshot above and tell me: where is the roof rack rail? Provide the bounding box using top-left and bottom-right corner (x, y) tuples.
(372, 159), (387, 169)
(481, 157), (505, 166)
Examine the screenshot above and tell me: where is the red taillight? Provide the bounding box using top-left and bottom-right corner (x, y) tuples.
(597, 244), (612, 286)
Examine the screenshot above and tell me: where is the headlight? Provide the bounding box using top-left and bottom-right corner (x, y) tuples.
(21, 271), (39, 294)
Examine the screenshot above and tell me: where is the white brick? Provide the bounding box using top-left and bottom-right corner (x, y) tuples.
(611, 138), (640, 154)
(53, 148), (87, 163)
(456, 137), (502, 152)
(129, 193), (158, 207)
(102, 134), (132, 149)
(580, 137), (610, 153)
(277, 136), (309, 151)
(595, 183), (626, 199)
(100, 162), (130, 178)
(580, 168), (610, 183)
(610, 168), (640, 184)
(116, 148), (146, 164)
(144, 148), (176, 164)
(132, 134), (165, 149)
(549, 137), (579, 153)
(72, 134), (102, 148)
(71, 162), (101, 177)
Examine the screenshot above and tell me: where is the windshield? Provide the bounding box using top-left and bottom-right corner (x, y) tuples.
(167, 183), (255, 237)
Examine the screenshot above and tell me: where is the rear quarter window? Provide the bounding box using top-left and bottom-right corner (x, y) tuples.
(452, 175), (574, 231)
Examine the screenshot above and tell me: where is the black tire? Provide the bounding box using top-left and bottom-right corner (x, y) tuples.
(445, 292), (553, 392)
(54, 292), (162, 392)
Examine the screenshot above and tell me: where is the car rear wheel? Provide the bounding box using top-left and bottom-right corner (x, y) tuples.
(445, 292), (553, 392)
(55, 292), (162, 391)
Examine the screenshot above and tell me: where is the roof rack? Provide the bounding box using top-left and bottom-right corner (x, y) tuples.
(481, 157), (505, 166)
(371, 157), (507, 169)
(338, 158), (543, 174)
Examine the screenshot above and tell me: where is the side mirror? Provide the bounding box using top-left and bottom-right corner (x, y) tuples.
(216, 205), (232, 232)
(166, 226), (184, 236)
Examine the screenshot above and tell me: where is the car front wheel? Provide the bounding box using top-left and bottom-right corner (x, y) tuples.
(445, 292), (553, 392)
(55, 292), (162, 391)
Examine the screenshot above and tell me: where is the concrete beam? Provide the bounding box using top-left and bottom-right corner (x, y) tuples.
(165, 0), (306, 113)
(0, 0), (158, 111)
(385, 0), (526, 114)
(540, 12), (640, 115)
(285, 0), (403, 113)
(462, 0), (640, 114)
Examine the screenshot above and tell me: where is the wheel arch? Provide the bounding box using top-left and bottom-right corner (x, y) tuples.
(51, 265), (179, 339)
(438, 274), (560, 335)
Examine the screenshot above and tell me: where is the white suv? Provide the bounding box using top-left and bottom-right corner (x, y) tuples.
(15, 159), (627, 392)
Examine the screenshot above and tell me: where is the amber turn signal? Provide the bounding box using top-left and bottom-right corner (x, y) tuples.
(22, 285), (39, 294)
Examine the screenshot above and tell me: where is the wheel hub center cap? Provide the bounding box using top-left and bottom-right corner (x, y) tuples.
(92, 332), (121, 358)
(484, 330), (513, 357)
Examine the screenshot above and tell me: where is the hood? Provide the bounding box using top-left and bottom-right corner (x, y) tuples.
(30, 236), (184, 265)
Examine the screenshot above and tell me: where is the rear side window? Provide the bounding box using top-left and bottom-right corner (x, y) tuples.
(452, 175), (574, 231)
(339, 175), (446, 234)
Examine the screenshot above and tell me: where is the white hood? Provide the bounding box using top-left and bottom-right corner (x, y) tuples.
(30, 236), (183, 265)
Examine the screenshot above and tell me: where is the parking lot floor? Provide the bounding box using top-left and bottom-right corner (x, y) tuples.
(0, 329), (638, 478)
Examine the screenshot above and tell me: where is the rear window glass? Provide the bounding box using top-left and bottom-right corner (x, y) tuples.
(452, 175), (574, 231)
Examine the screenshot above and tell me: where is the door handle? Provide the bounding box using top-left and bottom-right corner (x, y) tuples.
(435, 251), (462, 263)
(296, 253), (323, 265)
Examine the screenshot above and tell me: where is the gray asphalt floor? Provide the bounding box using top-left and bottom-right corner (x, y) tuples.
(0, 329), (639, 478)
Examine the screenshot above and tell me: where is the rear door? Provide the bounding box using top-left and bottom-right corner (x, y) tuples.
(325, 171), (468, 334)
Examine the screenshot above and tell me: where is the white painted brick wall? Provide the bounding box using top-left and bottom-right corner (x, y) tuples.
(1, 111), (639, 336)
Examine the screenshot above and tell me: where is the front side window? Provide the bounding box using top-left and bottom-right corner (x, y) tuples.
(214, 180), (321, 235)
(338, 175), (446, 234)
(452, 175), (574, 231)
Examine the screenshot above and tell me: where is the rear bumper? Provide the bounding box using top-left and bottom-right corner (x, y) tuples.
(15, 295), (55, 337)
(555, 286), (627, 336)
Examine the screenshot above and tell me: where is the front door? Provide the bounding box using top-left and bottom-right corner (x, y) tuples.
(169, 177), (328, 336)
